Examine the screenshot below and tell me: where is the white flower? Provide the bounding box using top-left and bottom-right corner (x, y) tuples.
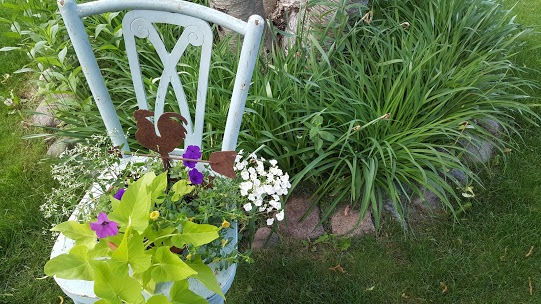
(256, 163), (265, 174)
(267, 218), (274, 226)
(243, 203), (252, 212)
(240, 181), (253, 191)
(3, 98), (14, 107)
(235, 161), (246, 171)
(269, 159), (278, 166)
(248, 193), (256, 201)
(264, 184), (276, 195)
(241, 170), (250, 180)
(253, 178), (261, 187)
(269, 200), (281, 209)
(259, 206), (267, 212)
(254, 199), (263, 207)
(280, 173), (289, 182)
(272, 194), (279, 201)
(276, 210), (284, 221)
(248, 167), (256, 175)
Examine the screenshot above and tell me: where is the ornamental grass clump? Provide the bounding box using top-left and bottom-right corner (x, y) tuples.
(239, 0), (539, 226)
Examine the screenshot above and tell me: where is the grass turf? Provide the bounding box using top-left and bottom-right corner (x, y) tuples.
(0, 4), (66, 304)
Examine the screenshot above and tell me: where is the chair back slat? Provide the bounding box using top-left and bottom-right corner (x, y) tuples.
(57, 0), (263, 153)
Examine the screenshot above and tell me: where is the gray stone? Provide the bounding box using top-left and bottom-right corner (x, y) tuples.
(47, 138), (73, 157)
(480, 119), (502, 137)
(330, 206), (375, 237)
(252, 227), (279, 249)
(464, 135), (494, 163)
(278, 196), (324, 239)
(33, 100), (61, 128)
(449, 168), (467, 184)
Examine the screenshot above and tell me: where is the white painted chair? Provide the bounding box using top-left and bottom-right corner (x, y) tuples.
(51, 0), (263, 303)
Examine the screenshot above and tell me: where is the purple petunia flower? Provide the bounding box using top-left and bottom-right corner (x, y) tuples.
(90, 212), (119, 239)
(113, 188), (125, 200)
(182, 145), (202, 168)
(188, 168), (204, 185)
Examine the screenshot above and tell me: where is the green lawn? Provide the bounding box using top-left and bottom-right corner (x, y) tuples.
(0, 5), (62, 304)
(0, 0), (540, 303)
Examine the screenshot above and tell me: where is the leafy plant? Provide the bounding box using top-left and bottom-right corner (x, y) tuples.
(45, 171), (225, 304)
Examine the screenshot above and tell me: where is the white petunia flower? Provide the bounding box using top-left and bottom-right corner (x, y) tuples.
(269, 159), (278, 166)
(254, 199), (263, 207)
(243, 203), (252, 212)
(267, 218), (274, 226)
(241, 170), (250, 180)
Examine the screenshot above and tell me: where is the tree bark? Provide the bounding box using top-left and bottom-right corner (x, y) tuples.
(209, 0), (369, 48)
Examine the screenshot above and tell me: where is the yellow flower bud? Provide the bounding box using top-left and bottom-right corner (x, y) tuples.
(150, 211), (160, 220)
(221, 219), (230, 229)
(221, 239), (228, 248)
(186, 254), (192, 261)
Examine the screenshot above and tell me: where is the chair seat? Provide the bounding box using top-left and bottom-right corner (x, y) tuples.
(50, 156), (238, 304)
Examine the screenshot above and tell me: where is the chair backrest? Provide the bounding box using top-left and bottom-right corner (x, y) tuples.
(58, 0), (264, 153)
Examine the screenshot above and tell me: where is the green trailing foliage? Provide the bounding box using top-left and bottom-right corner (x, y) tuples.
(2, 0), (538, 229)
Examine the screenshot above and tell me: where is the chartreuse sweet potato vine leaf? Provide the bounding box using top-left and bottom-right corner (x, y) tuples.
(45, 245), (95, 280)
(170, 179), (194, 202)
(147, 281), (208, 304)
(170, 280), (208, 304)
(151, 247), (198, 283)
(171, 221), (219, 248)
(51, 221), (97, 249)
(111, 227), (151, 274)
(187, 255), (225, 299)
(109, 172), (155, 233)
(93, 261), (144, 304)
(150, 172), (168, 204)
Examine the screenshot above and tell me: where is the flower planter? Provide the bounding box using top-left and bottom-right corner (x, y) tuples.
(51, 210), (238, 304)
(49, 157), (239, 304)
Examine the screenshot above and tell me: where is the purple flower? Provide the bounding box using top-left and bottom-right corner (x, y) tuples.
(90, 212), (119, 239)
(113, 188), (125, 200)
(188, 168), (204, 185)
(182, 145), (202, 168)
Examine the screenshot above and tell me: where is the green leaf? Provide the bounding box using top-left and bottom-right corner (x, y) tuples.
(111, 228), (151, 273)
(93, 261), (143, 303)
(150, 172), (168, 204)
(144, 225), (176, 245)
(171, 221), (219, 248)
(110, 172), (155, 233)
(44, 245), (94, 280)
(51, 221), (97, 249)
(319, 131), (335, 142)
(0, 46), (20, 52)
(151, 247), (197, 283)
(187, 255), (225, 299)
(3, 32), (21, 39)
(170, 180), (194, 202)
(170, 280), (208, 304)
(147, 295), (171, 304)
(58, 46), (67, 64)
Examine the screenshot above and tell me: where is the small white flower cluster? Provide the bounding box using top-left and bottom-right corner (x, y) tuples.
(41, 135), (119, 222)
(234, 150), (291, 226)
